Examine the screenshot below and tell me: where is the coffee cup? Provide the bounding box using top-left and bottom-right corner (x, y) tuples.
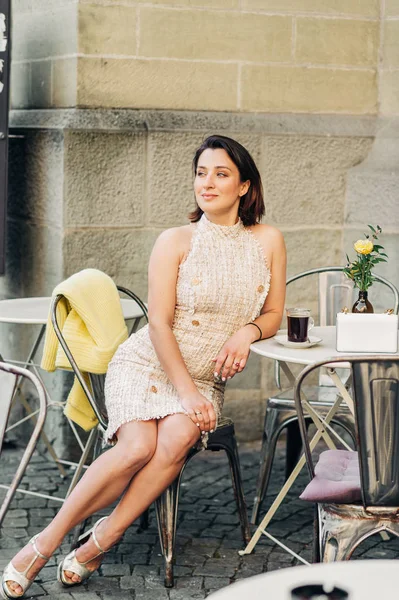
(286, 308), (314, 343)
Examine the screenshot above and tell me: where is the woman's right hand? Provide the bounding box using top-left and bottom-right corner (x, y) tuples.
(179, 391), (217, 433)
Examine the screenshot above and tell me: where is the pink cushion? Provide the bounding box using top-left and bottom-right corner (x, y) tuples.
(299, 450), (361, 503)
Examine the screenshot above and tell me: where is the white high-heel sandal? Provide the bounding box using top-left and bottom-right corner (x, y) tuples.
(0, 534), (50, 599)
(57, 516), (109, 587)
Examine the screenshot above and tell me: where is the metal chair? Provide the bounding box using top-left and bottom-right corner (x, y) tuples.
(0, 362), (47, 527)
(294, 355), (399, 562)
(50, 286), (149, 498)
(51, 290), (250, 587)
(251, 267), (399, 524)
(157, 416), (250, 587)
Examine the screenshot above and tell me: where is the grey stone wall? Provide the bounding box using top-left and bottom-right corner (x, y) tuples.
(1, 130), (64, 360)
(0, 129), (68, 451)
(344, 118), (399, 313)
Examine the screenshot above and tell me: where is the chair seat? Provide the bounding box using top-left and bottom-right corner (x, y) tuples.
(300, 450), (361, 503)
(269, 385), (352, 411)
(209, 416), (233, 436)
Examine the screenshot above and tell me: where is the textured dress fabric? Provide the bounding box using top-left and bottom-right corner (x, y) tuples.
(104, 214), (271, 444)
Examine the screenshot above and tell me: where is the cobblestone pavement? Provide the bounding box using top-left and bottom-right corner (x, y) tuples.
(1, 439), (399, 599)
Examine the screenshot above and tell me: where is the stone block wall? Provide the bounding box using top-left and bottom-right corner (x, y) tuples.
(3, 0), (399, 445)
(11, 0), (379, 114)
(381, 0), (399, 114)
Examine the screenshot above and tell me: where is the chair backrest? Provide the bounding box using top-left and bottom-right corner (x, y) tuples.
(51, 286), (148, 431)
(294, 355), (399, 507)
(353, 358), (399, 506)
(286, 267), (399, 324)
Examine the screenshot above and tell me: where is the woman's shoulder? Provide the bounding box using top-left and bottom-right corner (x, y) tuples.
(155, 224), (195, 263)
(156, 224), (194, 245)
(249, 223), (285, 248)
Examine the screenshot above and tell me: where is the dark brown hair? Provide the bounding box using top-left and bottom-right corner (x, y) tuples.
(189, 134), (265, 226)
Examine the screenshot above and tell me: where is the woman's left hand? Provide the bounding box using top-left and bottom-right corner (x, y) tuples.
(212, 326), (258, 381)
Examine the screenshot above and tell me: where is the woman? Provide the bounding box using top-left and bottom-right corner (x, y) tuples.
(1, 135), (286, 598)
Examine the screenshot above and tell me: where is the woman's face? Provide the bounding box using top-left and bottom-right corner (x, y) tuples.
(194, 148), (249, 218)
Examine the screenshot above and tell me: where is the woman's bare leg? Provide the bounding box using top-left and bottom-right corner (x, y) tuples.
(68, 414), (200, 580)
(4, 420), (158, 596)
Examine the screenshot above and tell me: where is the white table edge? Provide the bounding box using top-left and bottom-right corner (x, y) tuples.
(208, 560), (398, 599)
(0, 297), (147, 324)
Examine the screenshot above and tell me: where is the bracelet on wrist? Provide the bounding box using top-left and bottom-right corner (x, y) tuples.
(245, 322), (263, 341)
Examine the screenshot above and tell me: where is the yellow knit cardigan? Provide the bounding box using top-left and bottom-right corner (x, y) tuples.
(41, 269), (128, 431)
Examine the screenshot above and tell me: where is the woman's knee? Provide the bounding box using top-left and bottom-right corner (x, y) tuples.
(156, 416), (199, 464)
(113, 420), (157, 472)
(114, 440), (156, 473)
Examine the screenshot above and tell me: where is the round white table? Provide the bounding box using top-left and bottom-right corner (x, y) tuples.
(251, 325), (397, 367)
(251, 326), (343, 364)
(209, 560), (397, 599)
(0, 296), (145, 324)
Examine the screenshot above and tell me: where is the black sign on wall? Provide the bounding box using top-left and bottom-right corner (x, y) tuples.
(0, 0), (10, 275)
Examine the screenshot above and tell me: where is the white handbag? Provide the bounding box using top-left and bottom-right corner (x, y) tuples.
(336, 312), (398, 353)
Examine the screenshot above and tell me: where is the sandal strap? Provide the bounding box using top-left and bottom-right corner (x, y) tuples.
(1, 535), (50, 598)
(30, 535), (50, 562)
(91, 516), (108, 554)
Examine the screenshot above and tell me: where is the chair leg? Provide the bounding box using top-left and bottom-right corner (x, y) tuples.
(319, 504), (378, 563)
(69, 428), (100, 550)
(155, 476), (181, 588)
(65, 427), (98, 499)
(312, 505), (321, 563)
(0, 410), (46, 527)
(251, 406), (297, 524)
(285, 420), (303, 480)
(216, 438), (251, 544)
(139, 509), (150, 530)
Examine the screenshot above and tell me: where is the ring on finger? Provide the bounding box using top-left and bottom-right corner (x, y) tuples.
(195, 410), (202, 415)
(234, 361), (240, 367)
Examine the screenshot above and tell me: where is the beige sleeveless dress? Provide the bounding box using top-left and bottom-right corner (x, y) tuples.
(104, 214), (271, 445)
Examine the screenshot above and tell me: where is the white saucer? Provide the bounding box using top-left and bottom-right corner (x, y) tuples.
(274, 331), (322, 349)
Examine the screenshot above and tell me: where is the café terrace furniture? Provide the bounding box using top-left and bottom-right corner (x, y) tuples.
(208, 560), (398, 599)
(51, 292), (251, 588)
(239, 325), (399, 561)
(0, 362), (47, 527)
(251, 267), (399, 525)
(295, 355), (399, 562)
(0, 292), (147, 505)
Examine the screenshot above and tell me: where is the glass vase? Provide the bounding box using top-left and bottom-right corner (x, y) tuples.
(352, 290), (374, 313)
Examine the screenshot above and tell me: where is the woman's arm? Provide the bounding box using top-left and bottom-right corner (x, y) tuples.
(213, 225), (286, 381)
(148, 227), (217, 432)
(251, 225), (287, 338)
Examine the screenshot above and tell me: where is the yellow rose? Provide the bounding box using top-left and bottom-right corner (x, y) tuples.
(354, 239), (374, 255)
